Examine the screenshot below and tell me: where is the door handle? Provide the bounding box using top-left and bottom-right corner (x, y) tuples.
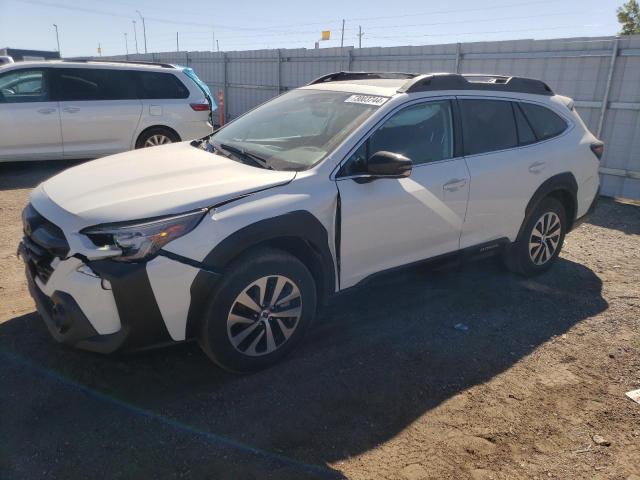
(37, 108), (56, 114)
(63, 106), (80, 113)
(443, 178), (467, 192)
(528, 161), (546, 173)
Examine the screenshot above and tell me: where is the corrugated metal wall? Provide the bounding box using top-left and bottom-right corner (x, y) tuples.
(103, 35), (640, 199)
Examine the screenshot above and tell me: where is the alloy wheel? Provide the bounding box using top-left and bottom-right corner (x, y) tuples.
(528, 211), (562, 266)
(226, 275), (302, 357)
(144, 134), (172, 147)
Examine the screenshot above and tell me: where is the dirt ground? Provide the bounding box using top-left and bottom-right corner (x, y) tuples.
(0, 160), (639, 480)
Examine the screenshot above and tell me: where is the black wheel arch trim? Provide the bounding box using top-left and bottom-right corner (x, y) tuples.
(87, 259), (173, 351)
(517, 172), (578, 240)
(185, 210), (336, 340)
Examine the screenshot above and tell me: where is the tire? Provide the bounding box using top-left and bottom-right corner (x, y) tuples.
(198, 247), (317, 373)
(503, 197), (567, 276)
(135, 127), (180, 149)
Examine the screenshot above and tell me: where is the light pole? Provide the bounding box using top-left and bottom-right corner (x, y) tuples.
(132, 20), (139, 54)
(124, 32), (129, 55)
(136, 10), (147, 54)
(53, 24), (61, 55)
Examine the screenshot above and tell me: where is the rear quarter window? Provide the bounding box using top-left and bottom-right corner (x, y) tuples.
(519, 102), (568, 140)
(133, 71), (190, 100)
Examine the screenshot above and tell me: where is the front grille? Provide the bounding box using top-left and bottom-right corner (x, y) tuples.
(21, 204), (69, 283)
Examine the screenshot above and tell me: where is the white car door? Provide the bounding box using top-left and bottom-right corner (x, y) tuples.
(457, 97), (567, 248)
(52, 68), (142, 158)
(336, 99), (470, 288)
(0, 67), (63, 161)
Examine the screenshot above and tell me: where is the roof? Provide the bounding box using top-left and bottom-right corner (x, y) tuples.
(1, 59), (175, 70)
(302, 71), (554, 97)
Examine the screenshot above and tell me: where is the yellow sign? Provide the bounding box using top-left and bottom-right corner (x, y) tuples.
(321, 30), (330, 41)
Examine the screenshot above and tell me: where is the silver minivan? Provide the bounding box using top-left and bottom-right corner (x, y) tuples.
(0, 60), (214, 162)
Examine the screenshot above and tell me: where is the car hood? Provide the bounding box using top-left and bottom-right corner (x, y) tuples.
(32, 142), (296, 225)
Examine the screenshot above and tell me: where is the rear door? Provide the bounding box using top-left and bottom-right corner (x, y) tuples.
(458, 97), (549, 248)
(52, 67), (142, 158)
(133, 70), (196, 135)
(0, 67), (62, 161)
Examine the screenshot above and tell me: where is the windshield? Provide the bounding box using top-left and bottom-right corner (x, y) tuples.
(209, 89), (383, 171)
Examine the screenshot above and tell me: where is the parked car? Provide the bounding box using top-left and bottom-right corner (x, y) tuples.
(18, 72), (601, 372)
(0, 55), (14, 65)
(0, 59), (214, 162)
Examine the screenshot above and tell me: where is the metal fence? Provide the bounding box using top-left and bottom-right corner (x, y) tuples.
(104, 35), (640, 199)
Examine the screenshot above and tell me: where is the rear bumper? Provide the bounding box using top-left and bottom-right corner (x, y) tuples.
(177, 120), (213, 141)
(572, 187), (599, 231)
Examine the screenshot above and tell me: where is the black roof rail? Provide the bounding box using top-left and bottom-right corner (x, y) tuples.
(307, 71), (419, 85)
(398, 73), (553, 95)
(61, 58), (176, 69)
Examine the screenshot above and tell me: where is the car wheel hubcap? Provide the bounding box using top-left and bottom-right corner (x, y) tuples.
(144, 134), (172, 147)
(529, 211), (561, 266)
(226, 275), (302, 357)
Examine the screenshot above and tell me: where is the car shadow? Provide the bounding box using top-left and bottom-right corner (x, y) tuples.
(585, 196), (640, 235)
(0, 160), (87, 191)
(0, 257), (607, 479)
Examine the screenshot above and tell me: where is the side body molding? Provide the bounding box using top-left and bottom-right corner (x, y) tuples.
(185, 210), (336, 339)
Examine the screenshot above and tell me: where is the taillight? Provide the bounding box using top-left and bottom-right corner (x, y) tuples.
(590, 141), (604, 160)
(190, 102), (210, 112)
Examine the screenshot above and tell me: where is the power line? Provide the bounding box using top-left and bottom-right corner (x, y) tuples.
(367, 24), (599, 42)
(11, 0), (561, 35)
(149, 9), (596, 41)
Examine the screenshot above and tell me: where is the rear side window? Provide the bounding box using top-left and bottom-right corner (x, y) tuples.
(519, 103), (567, 140)
(459, 99), (517, 155)
(54, 68), (136, 101)
(132, 71), (189, 99)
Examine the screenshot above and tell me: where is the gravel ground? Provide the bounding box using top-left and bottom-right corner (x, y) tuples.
(0, 160), (639, 480)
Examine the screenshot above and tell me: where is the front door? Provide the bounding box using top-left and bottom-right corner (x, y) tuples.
(336, 99), (470, 288)
(0, 67), (62, 161)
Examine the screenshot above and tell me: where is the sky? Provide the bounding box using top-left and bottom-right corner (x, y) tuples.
(0, 0), (626, 57)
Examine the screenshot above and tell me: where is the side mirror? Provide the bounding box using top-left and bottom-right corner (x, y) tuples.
(367, 151), (412, 178)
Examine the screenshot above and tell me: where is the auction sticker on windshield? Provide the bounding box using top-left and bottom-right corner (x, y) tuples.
(344, 94), (389, 106)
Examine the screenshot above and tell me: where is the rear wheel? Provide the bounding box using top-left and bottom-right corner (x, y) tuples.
(198, 247), (317, 372)
(135, 127), (180, 149)
(504, 197), (566, 276)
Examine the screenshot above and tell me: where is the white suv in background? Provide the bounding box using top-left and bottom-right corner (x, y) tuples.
(19, 72), (601, 372)
(0, 60), (214, 162)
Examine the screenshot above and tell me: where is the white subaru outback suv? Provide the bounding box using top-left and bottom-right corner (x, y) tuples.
(0, 59), (213, 162)
(18, 72), (601, 372)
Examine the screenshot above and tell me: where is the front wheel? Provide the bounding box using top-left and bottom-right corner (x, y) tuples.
(198, 247), (317, 373)
(503, 197), (567, 276)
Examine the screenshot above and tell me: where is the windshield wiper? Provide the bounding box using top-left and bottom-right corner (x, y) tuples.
(215, 142), (274, 170)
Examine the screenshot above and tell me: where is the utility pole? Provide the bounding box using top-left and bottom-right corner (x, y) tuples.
(176, 32), (179, 52)
(358, 25), (364, 48)
(124, 32), (128, 55)
(340, 19), (345, 48)
(132, 20), (139, 53)
(98, 42), (102, 56)
(212, 30), (215, 52)
(136, 10), (147, 53)
(216, 39), (220, 52)
(53, 24), (60, 55)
